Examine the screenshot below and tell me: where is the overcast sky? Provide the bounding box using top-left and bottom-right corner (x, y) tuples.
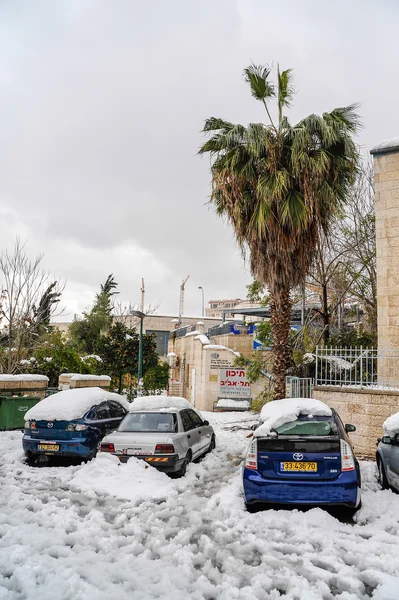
(1, 0), (398, 320)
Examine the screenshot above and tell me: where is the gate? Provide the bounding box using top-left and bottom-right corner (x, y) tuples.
(286, 376), (313, 398)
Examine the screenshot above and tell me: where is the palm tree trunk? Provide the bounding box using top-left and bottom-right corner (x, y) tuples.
(269, 286), (292, 400)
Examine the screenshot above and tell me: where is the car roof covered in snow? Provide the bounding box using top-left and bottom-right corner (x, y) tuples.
(129, 395), (197, 413)
(254, 398), (332, 437)
(24, 387), (130, 421)
(383, 412), (399, 437)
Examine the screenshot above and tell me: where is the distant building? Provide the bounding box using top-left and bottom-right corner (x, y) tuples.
(52, 314), (224, 358)
(205, 298), (261, 319)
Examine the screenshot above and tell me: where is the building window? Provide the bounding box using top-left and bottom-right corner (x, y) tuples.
(146, 330), (169, 356)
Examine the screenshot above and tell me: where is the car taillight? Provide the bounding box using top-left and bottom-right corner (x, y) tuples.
(66, 423), (88, 431)
(245, 438), (258, 470)
(155, 444), (175, 454)
(340, 439), (355, 471)
(101, 443), (115, 453)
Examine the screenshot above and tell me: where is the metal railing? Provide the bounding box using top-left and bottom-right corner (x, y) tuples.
(169, 324), (197, 339)
(286, 376), (313, 398)
(315, 347), (399, 389)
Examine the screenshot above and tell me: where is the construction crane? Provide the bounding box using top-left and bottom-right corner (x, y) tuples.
(178, 275), (190, 326)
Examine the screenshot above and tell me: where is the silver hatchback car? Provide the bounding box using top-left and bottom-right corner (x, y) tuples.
(100, 397), (216, 477)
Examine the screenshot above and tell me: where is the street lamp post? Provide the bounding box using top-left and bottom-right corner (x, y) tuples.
(198, 286), (204, 317)
(131, 310), (145, 396)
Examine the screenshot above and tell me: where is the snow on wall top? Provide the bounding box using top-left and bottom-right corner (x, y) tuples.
(203, 344), (240, 356)
(129, 395), (196, 413)
(25, 387), (129, 421)
(195, 334), (210, 345)
(70, 375), (111, 381)
(254, 398), (332, 437)
(383, 412), (399, 437)
(0, 374), (49, 382)
(370, 137), (399, 155)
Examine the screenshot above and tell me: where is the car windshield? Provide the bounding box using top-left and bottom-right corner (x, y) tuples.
(275, 417), (337, 436)
(118, 412), (176, 433)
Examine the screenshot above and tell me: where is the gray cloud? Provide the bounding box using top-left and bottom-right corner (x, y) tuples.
(0, 0), (398, 317)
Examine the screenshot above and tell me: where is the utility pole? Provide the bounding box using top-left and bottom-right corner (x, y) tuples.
(198, 286), (204, 317)
(140, 278), (145, 313)
(178, 275), (190, 326)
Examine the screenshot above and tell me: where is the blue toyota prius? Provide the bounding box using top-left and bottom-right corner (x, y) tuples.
(23, 387), (129, 465)
(243, 399), (361, 514)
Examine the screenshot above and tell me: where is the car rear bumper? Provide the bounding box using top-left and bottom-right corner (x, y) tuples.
(116, 453), (185, 473)
(243, 468), (360, 507)
(23, 435), (94, 458)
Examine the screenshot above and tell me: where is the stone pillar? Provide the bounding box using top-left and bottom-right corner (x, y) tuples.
(371, 140), (399, 352)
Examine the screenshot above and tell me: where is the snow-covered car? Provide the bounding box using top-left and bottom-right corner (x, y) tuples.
(23, 388), (129, 465)
(243, 398), (361, 513)
(376, 412), (399, 491)
(100, 396), (216, 477)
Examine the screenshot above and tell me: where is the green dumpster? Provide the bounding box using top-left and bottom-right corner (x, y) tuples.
(0, 395), (42, 431)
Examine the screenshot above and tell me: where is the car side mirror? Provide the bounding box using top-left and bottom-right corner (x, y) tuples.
(251, 424), (258, 431)
(345, 424), (356, 433)
(382, 436), (392, 445)
(203, 420), (209, 426)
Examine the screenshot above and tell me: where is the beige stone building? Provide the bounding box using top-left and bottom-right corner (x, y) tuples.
(168, 321), (268, 411)
(311, 138), (399, 457)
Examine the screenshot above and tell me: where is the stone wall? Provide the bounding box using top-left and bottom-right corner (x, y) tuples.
(58, 374), (111, 391)
(168, 323), (261, 411)
(312, 386), (399, 458)
(0, 375), (49, 399)
(371, 146), (399, 352)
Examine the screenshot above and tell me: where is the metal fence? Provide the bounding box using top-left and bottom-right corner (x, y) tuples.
(286, 376), (313, 398)
(169, 324), (197, 339)
(315, 347), (399, 389)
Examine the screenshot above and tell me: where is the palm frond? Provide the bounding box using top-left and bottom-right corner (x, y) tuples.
(243, 63), (275, 102)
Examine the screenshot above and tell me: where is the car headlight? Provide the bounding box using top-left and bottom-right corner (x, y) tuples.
(24, 421), (30, 428)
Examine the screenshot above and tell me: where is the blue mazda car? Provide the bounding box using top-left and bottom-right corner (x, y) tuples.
(243, 399), (361, 514)
(23, 387), (129, 465)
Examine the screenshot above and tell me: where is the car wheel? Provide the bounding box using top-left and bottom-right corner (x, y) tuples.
(207, 435), (216, 453)
(378, 458), (389, 490)
(174, 451), (192, 478)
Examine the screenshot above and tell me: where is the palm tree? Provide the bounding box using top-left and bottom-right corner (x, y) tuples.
(199, 64), (360, 399)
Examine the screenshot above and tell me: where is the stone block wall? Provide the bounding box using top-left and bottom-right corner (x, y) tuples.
(371, 147), (399, 352)
(312, 386), (399, 458)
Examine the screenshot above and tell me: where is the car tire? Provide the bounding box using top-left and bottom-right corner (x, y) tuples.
(207, 435), (216, 453)
(174, 451), (192, 478)
(245, 503), (258, 513)
(378, 458), (389, 490)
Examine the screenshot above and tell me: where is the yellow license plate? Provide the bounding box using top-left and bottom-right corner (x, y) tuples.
(38, 444), (59, 452)
(281, 461), (317, 472)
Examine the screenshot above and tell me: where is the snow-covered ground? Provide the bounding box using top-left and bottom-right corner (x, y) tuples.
(1, 412), (399, 600)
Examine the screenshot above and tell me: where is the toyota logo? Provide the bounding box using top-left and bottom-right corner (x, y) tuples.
(47, 422), (54, 428)
(293, 453), (303, 460)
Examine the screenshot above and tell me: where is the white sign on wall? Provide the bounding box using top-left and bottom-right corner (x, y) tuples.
(219, 368), (251, 398)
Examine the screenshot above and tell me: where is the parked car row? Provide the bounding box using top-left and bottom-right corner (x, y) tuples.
(22, 390), (216, 475)
(22, 389), (399, 513)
